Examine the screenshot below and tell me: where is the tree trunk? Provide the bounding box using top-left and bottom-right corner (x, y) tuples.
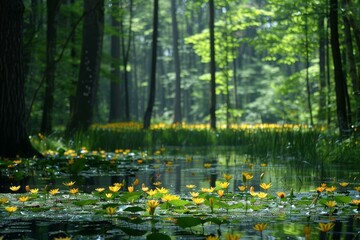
(143, 0), (159, 129)
(40, 0), (62, 134)
(318, 11), (327, 123)
(0, 1), (41, 158)
(329, 0), (350, 136)
(66, 0), (104, 133)
(209, 0), (216, 129)
(109, 0), (122, 123)
(171, 0), (182, 124)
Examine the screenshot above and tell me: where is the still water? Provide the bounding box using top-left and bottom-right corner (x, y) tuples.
(0, 147), (359, 239)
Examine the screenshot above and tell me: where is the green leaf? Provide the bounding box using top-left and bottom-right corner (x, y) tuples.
(334, 196), (352, 204)
(118, 216), (148, 224)
(175, 217), (202, 228)
(169, 199), (190, 207)
(123, 206), (145, 213)
(73, 199), (98, 207)
(120, 227), (148, 236)
(146, 233), (171, 240)
(204, 217), (229, 225)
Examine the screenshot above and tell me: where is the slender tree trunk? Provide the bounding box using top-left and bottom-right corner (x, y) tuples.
(0, 1), (41, 158)
(109, 0), (122, 123)
(209, 0), (216, 129)
(143, 0), (159, 129)
(171, 0), (182, 124)
(318, 10), (327, 123)
(66, 0), (104, 133)
(40, 0), (62, 134)
(329, 0), (350, 136)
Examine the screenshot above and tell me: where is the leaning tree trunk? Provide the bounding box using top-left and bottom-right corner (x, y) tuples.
(329, 0), (350, 137)
(66, 0), (104, 134)
(143, 0), (159, 129)
(0, 1), (41, 158)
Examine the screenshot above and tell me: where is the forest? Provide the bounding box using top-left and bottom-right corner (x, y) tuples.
(0, 0), (360, 157)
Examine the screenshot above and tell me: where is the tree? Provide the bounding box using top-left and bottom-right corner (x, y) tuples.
(66, 0), (104, 133)
(209, 0), (216, 129)
(0, 1), (41, 158)
(143, 0), (159, 129)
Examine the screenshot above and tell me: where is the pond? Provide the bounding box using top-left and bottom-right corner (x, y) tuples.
(0, 147), (359, 239)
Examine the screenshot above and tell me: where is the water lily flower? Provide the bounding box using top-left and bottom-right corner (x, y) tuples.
(192, 197), (205, 206)
(219, 181), (230, 189)
(147, 199), (160, 216)
(224, 233), (240, 240)
(106, 206), (117, 216)
(339, 182), (349, 187)
(260, 182), (272, 191)
(105, 193), (113, 199)
(54, 237), (72, 240)
(223, 173), (233, 181)
(49, 188), (59, 196)
(30, 188), (39, 194)
(206, 235), (219, 240)
(318, 222), (335, 232)
(153, 181), (162, 187)
(186, 184), (196, 189)
(354, 186), (360, 192)
(260, 163), (267, 167)
(203, 163), (212, 168)
(321, 183), (327, 188)
(325, 200), (337, 208)
(113, 182), (124, 188)
(253, 223), (268, 232)
(18, 196), (29, 203)
(316, 186), (326, 193)
(128, 186), (134, 193)
(69, 188), (79, 195)
(351, 199), (360, 205)
(141, 183), (149, 192)
(326, 186), (336, 193)
(0, 197), (9, 204)
(95, 188), (105, 193)
(276, 192), (286, 198)
(201, 187), (215, 193)
(133, 179), (139, 186)
(63, 181), (76, 187)
(242, 172), (253, 182)
(190, 192), (199, 198)
(161, 194), (180, 202)
(217, 189), (224, 198)
(238, 186), (246, 191)
(109, 185), (121, 193)
(5, 206), (17, 214)
(156, 187), (169, 194)
(10, 186), (21, 192)
(146, 189), (157, 197)
(257, 192), (268, 199)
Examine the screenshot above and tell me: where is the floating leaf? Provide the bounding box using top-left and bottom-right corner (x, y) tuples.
(334, 196), (352, 204)
(123, 206), (145, 213)
(118, 216), (148, 224)
(73, 199), (98, 207)
(120, 227), (148, 236)
(146, 232), (171, 240)
(204, 217), (229, 225)
(169, 199), (190, 207)
(175, 217), (202, 228)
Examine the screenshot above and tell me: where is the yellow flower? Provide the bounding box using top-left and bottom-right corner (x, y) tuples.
(146, 189), (157, 197)
(206, 235), (219, 240)
(30, 188), (39, 194)
(260, 182), (272, 191)
(276, 192), (286, 198)
(316, 186), (326, 193)
(54, 236), (72, 240)
(128, 186), (134, 193)
(242, 172), (253, 182)
(147, 199), (160, 216)
(238, 186), (246, 191)
(192, 197), (205, 205)
(142, 183), (149, 192)
(109, 185), (121, 193)
(69, 188), (79, 195)
(161, 194), (180, 202)
(223, 173), (233, 181)
(133, 179), (139, 186)
(113, 182), (124, 188)
(204, 163), (212, 168)
(219, 181), (230, 189)
(106, 207), (117, 216)
(354, 186), (360, 192)
(339, 182), (349, 187)
(326, 186), (336, 193)
(351, 199), (360, 205)
(186, 184), (196, 189)
(156, 187), (169, 194)
(49, 188), (59, 196)
(63, 181), (76, 187)
(105, 193), (113, 199)
(217, 189), (224, 198)
(260, 163), (267, 167)
(13, 159), (22, 165)
(10, 186), (21, 192)
(18, 196), (29, 203)
(0, 197), (9, 204)
(325, 200), (337, 208)
(224, 233), (240, 240)
(95, 188), (105, 193)
(257, 192), (268, 199)
(153, 181), (162, 187)
(318, 222), (335, 232)
(201, 187), (215, 193)
(253, 223), (268, 232)
(190, 192), (199, 198)
(5, 206), (17, 213)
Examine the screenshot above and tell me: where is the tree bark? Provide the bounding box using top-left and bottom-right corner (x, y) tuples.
(143, 0), (159, 129)
(40, 0), (62, 134)
(171, 0), (182, 124)
(318, 10), (327, 123)
(329, 0), (350, 136)
(0, 1), (41, 158)
(209, 0), (216, 129)
(66, 0), (104, 133)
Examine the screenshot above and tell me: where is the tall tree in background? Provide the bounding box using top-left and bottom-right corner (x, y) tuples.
(40, 0), (62, 134)
(66, 0), (104, 133)
(329, 0), (350, 136)
(143, 0), (159, 129)
(0, 1), (40, 158)
(209, 0), (216, 129)
(171, 0), (182, 124)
